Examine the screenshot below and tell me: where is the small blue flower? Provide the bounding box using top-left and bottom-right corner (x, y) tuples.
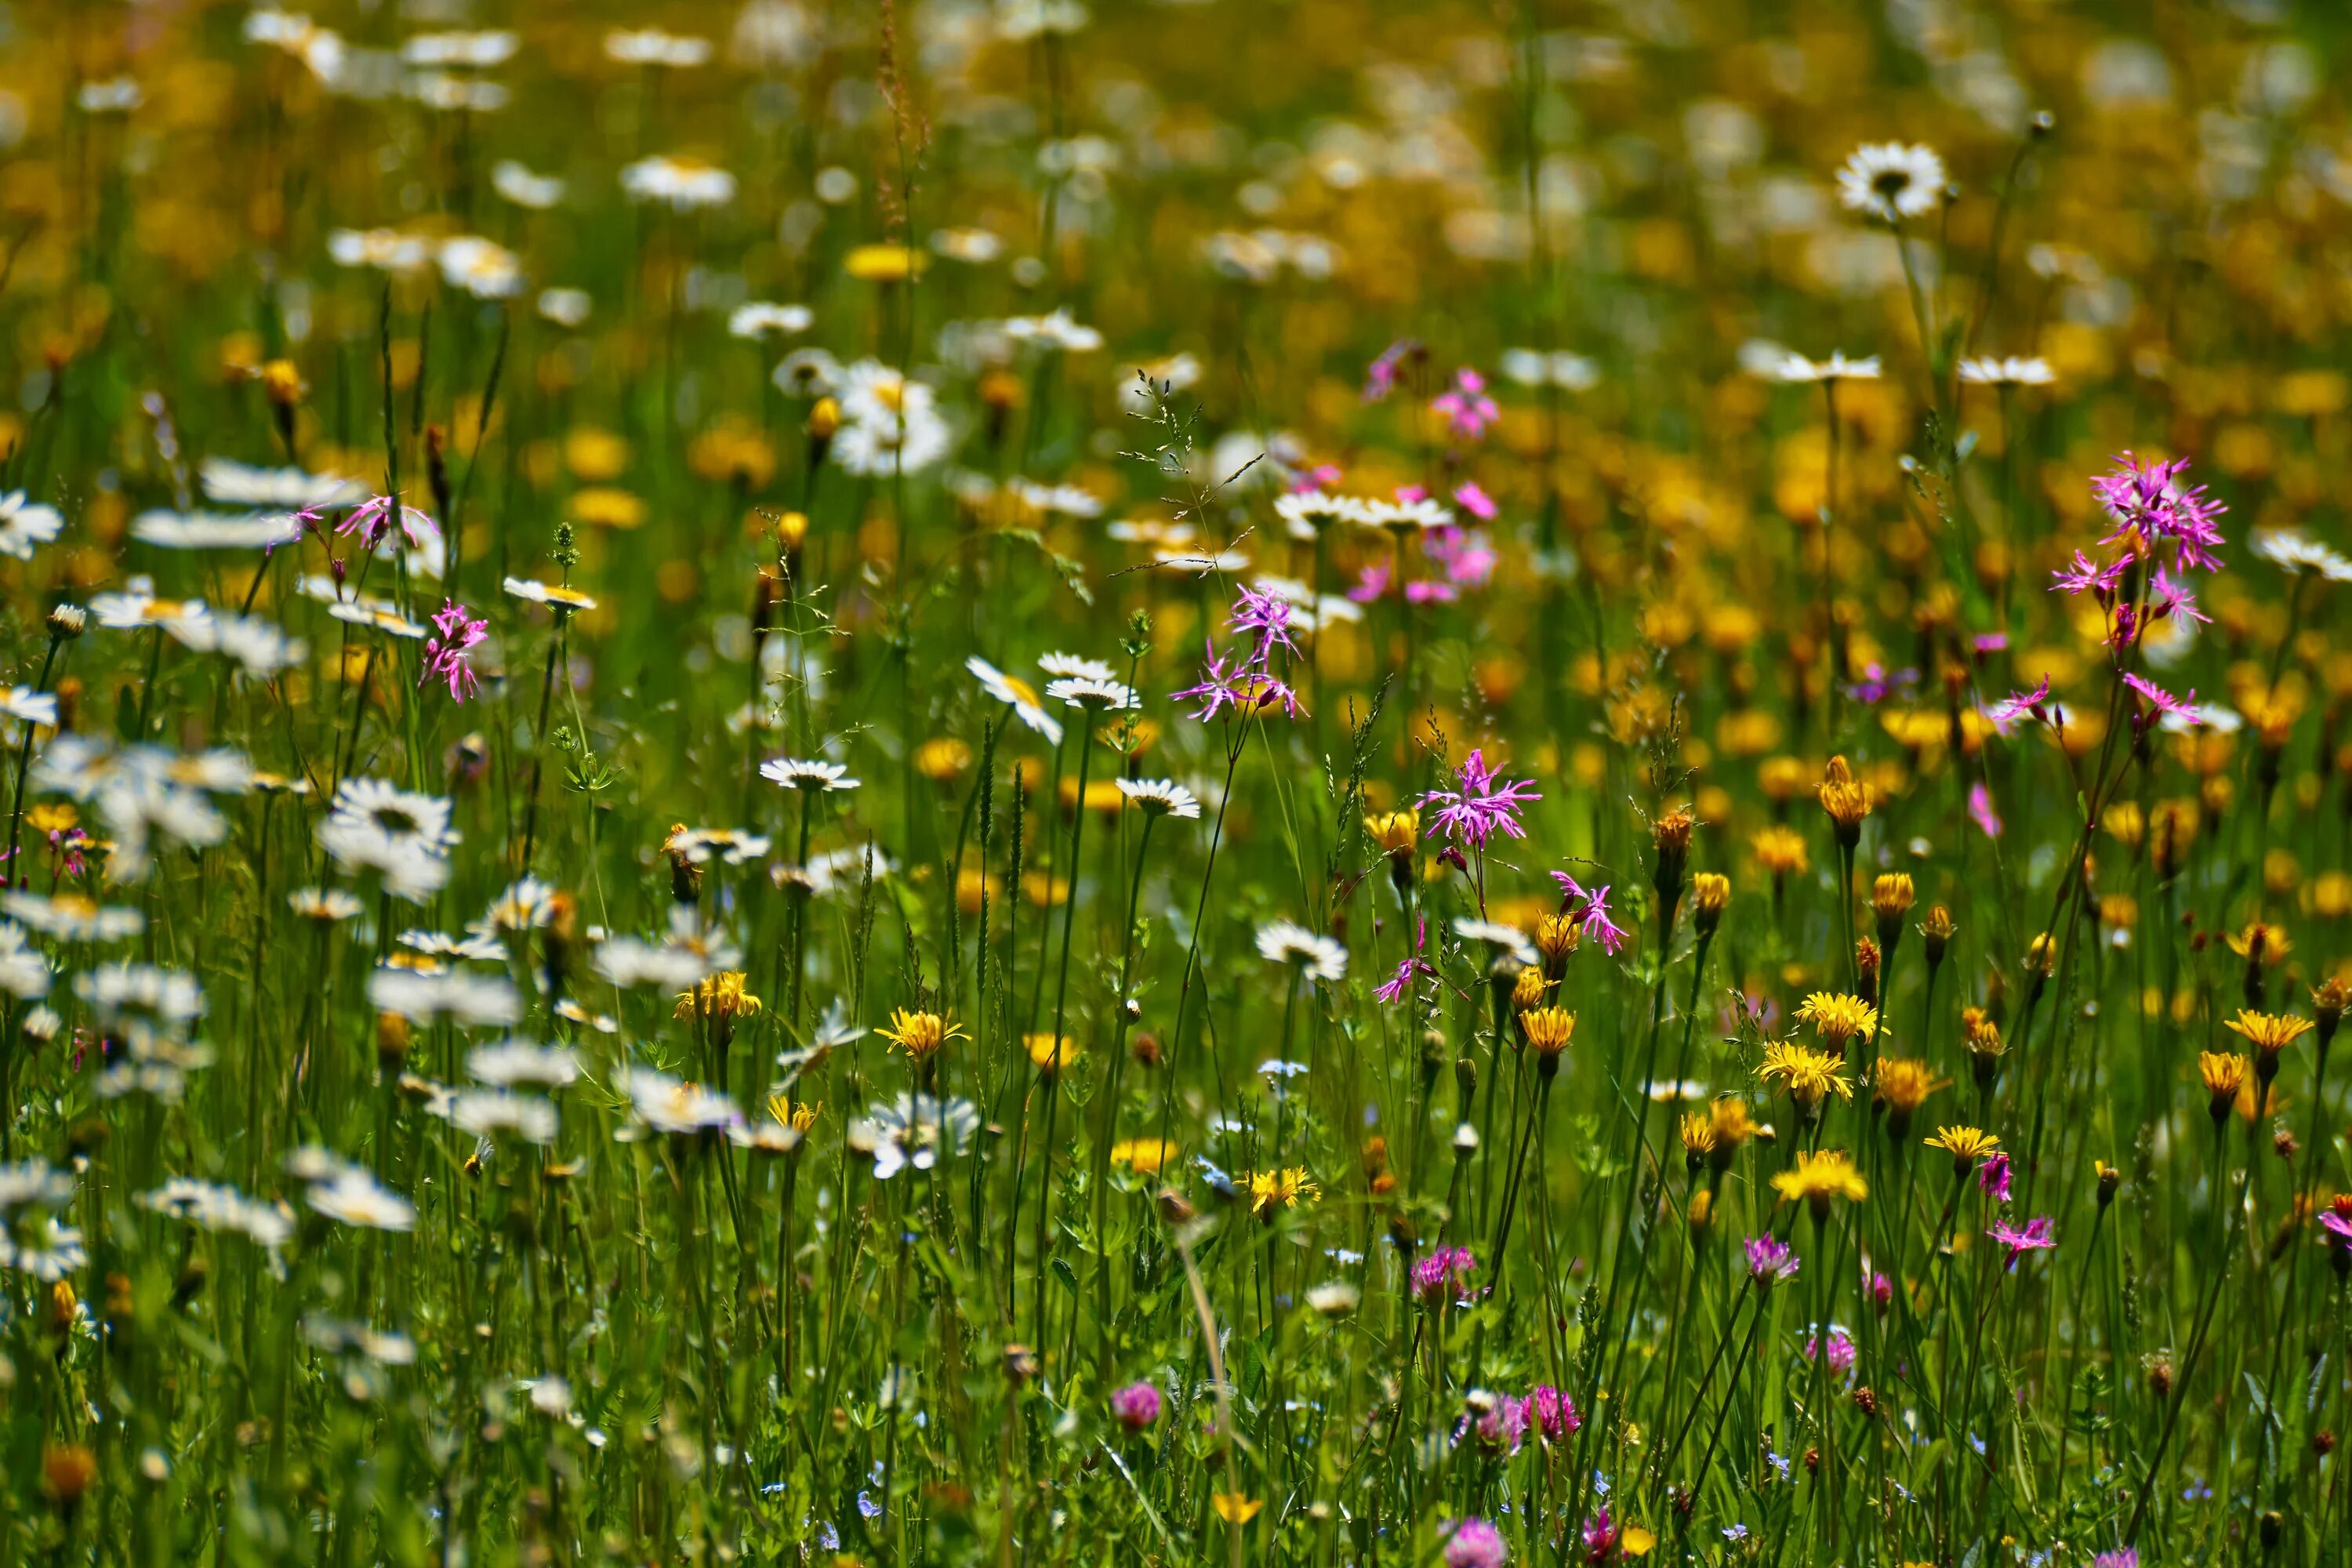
(858, 1491), (884, 1520)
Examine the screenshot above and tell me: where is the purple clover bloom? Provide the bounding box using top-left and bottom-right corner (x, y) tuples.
(1109, 1381), (1163, 1431)
(1411, 1246), (1479, 1303)
(1443, 1517), (1508, 1568)
(1529, 1385), (1581, 1440)
(1745, 1234), (1799, 1288)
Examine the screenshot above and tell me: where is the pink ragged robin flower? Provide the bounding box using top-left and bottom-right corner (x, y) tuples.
(421, 598), (489, 702)
(1430, 368), (1499, 441)
(1987, 1214), (2057, 1269)
(1422, 750), (1539, 851)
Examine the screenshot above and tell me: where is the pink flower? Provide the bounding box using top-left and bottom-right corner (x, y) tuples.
(1411, 1245), (1478, 1303)
(1347, 560), (1392, 604)
(1422, 750), (1540, 851)
(1443, 1517), (1508, 1568)
(2051, 549), (2125, 597)
(324, 493), (442, 552)
(1404, 578), (1459, 604)
(1109, 1381), (1162, 1431)
(1291, 463), (1343, 493)
(1451, 481), (1497, 521)
(1977, 1151), (2013, 1203)
(2149, 567), (2209, 625)
(1967, 781), (2004, 840)
(421, 598), (489, 702)
(1581, 1506), (1620, 1563)
(1376, 954), (1435, 1006)
(1362, 339), (1418, 404)
(1430, 368), (1500, 441)
(1549, 872), (1628, 955)
(2092, 452), (2227, 574)
(1987, 1214), (2056, 1269)
(2318, 1210), (2352, 1256)
(1227, 583), (1301, 662)
(1171, 638), (1301, 723)
(2122, 673), (2197, 734)
(1987, 675), (2051, 730)
(1528, 1385), (1581, 1440)
(1745, 1235), (1799, 1287)
(1804, 1325), (1858, 1377)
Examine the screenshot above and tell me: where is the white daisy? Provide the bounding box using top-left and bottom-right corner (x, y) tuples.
(467, 1040), (580, 1090)
(830, 360), (951, 476)
(1454, 917), (1541, 970)
(449, 1089), (559, 1145)
(1115, 779), (1202, 819)
(537, 288), (592, 328)
(728, 302), (814, 340)
(0, 923), (50, 999)
(967, 657), (1065, 745)
(491, 160), (565, 210)
(772, 347), (844, 397)
(307, 1171), (417, 1232)
(199, 459), (365, 511)
(1956, 356), (2056, 387)
(401, 29), (518, 67)
(129, 510), (306, 550)
(0, 686), (56, 731)
(1046, 675), (1139, 710)
(625, 1068), (741, 1135)
(760, 758), (860, 793)
(502, 576), (597, 613)
(289, 887), (365, 922)
(316, 778), (458, 902)
(368, 965), (521, 1027)
(621, 154), (736, 211)
(1836, 142), (1947, 223)
(604, 27), (712, 67)
(1766, 351), (1882, 384)
(3, 893), (141, 943)
(1255, 919), (1348, 982)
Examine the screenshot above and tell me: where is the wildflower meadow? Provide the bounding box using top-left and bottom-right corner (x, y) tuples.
(5, 1), (2352, 1564)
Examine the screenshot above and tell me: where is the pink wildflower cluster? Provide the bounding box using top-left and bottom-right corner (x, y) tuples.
(1430, 368), (1499, 442)
(1171, 584), (1303, 722)
(421, 598), (489, 702)
(1421, 750), (1540, 851)
(1548, 869), (1628, 955)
